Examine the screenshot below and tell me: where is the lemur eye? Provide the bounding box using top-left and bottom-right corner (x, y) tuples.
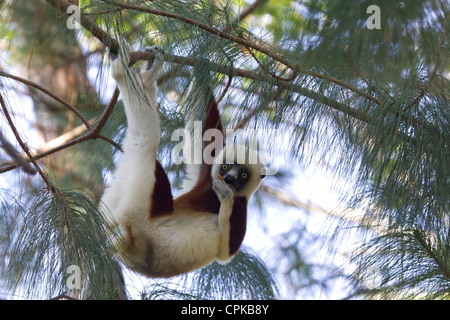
(221, 164), (229, 171)
(241, 172), (248, 179)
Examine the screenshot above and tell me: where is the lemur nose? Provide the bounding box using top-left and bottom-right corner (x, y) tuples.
(224, 175), (235, 184)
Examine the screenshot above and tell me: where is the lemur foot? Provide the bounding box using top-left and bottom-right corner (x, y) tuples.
(212, 179), (234, 202)
(144, 45), (165, 71)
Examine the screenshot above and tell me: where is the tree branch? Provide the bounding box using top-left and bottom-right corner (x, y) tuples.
(45, 0), (119, 53)
(44, 0), (436, 144)
(0, 129), (37, 175)
(38, 0), (423, 166)
(406, 31), (447, 112)
(0, 87), (121, 174)
(43, 0), (408, 134)
(135, 49), (377, 126)
(38, 120), (95, 153)
(234, 0), (267, 23)
(0, 92), (55, 190)
(90, 87), (120, 138)
(110, 0), (440, 141)
(0, 71), (92, 130)
(103, 0), (380, 104)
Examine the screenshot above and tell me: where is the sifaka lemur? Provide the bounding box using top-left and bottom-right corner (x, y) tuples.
(100, 40), (265, 278)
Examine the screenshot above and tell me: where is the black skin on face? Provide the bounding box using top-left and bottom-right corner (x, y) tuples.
(219, 164), (251, 192)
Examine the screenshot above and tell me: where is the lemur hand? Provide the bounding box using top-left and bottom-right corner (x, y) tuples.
(144, 45), (165, 71)
(212, 179), (235, 202)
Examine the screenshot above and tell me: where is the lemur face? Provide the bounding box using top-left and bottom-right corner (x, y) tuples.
(212, 145), (266, 198)
(218, 163), (251, 192)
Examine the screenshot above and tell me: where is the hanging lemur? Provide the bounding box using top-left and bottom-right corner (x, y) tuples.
(100, 40), (266, 278)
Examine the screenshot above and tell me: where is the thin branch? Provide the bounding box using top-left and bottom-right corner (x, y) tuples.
(406, 31), (447, 112)
(0, 71), (92, 130)
(0, 129), (37, 175)
(0, 92), (55, 190)
(260, 184), (385, 235)
(38, 120), (96, 153)
(49, 294), (78, 300)
(0, 134), (84, 174)
(90, 87), (120, 137)
(234, 0), (267, 23)
(345, 54), (385, 104)
(136, 50), (376, 126)
(260, 184), (330, 214)
(98, 134), (122, 150)
(216, 70), (233, 104)
(245, 45), (297, 82)
(0, 87), (121, 174)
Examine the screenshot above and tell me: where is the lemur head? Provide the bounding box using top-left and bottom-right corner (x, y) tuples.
(211, 144), (266, 198)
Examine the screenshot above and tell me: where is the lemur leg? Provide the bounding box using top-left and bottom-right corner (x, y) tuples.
(141, 45), (164, 101)
(111, 42), (162, 141)
(102, 41), (164, 224)
(212, 180), (236, 262)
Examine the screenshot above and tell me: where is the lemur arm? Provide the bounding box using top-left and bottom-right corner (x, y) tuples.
(213, 180), (248, 262)
(202, 82), (249, 261)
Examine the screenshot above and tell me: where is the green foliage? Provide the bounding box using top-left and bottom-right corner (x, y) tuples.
(142, 248), (279, 300)
(350, 227), (449, 299)
(3, 188), (121, 299)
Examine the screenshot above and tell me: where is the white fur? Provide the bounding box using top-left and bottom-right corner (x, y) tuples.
(101, 41), (161, 229)
(101, 40), (264, 278)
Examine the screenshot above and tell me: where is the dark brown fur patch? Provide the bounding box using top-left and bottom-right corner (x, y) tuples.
(172, 86), (224, 215)
(150, 86), (224, 218)
(149, 160), (174, 218)
(228, 196), (248, 256)
(204, 87), (224, 137)
(203, 88), (225, 158)
(174, 165), (221, 214)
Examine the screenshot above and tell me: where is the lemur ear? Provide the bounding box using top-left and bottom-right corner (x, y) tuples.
(260, 167), (267, 179)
